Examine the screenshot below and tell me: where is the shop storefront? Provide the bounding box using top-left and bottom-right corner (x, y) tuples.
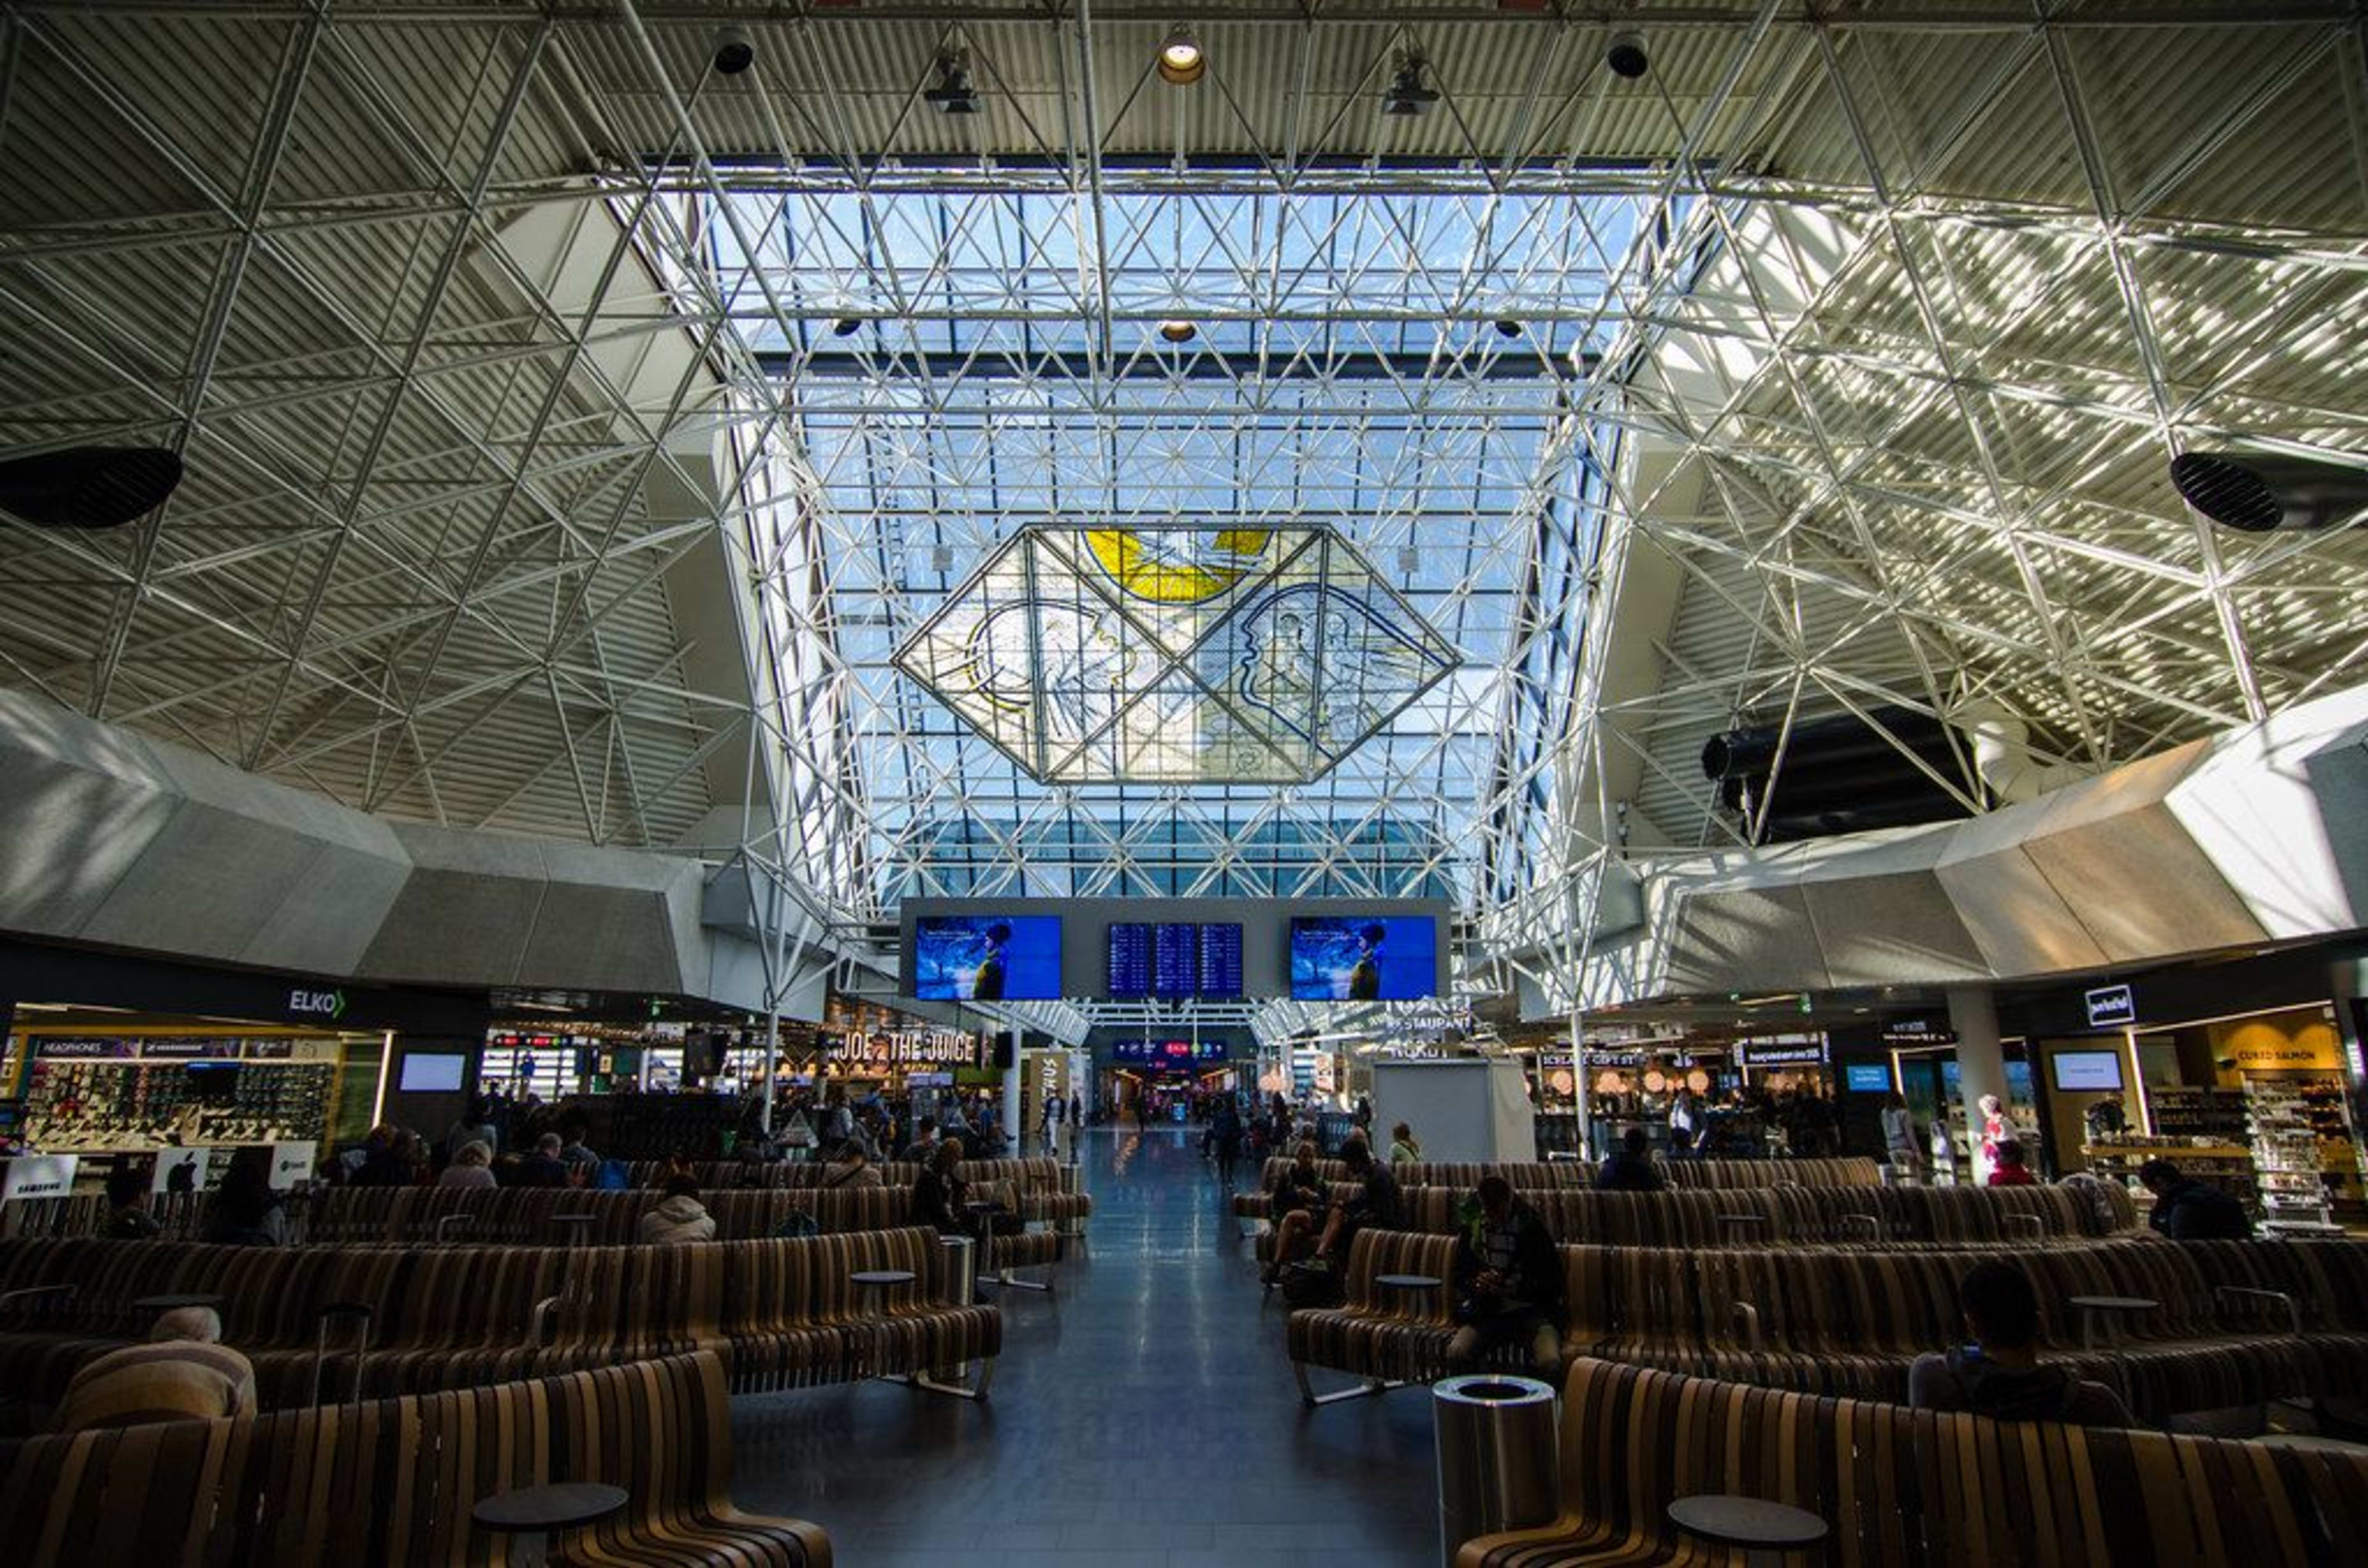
(2003, 954), (2368, 1226)
(0, 935), (493, 1191)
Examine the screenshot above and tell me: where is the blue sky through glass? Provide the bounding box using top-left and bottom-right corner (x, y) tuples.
(702, 179), (1648, 915)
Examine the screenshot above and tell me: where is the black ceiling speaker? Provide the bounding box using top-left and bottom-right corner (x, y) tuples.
(2171, 450), (2368, 533)
(0, 446), (184, 528)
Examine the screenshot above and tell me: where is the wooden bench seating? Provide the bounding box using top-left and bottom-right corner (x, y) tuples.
(1235, 1155), (1881, 1221)
(0, 1228), (999, 1414)
(624, 1155), (1093, 1226)
(1456, 1357), (2368, 1568)
(0, 1350), (829, 1567)
(1288, 1232), (2368, 1419)
(1251, 1183), (2138, 1260)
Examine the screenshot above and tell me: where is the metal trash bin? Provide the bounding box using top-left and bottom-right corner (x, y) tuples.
(1434, 1374), (1558, 1568)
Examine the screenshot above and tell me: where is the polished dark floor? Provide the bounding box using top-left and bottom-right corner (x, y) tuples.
(730, 1126), (1437, 1567)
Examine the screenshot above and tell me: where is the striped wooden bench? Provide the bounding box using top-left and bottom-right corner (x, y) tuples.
(1457, 1357), (2368, 1567)
(0, 1350), (829, 1567)
(0, 1228), (1000, 1413)
(1254, 1183), (2137, 1262)
(1287, 1233), (2368, 1419)
(623, 1156), (1093, 1228)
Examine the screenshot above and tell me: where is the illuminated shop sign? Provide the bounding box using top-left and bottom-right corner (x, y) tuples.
(2084, 984), (2136, 1028)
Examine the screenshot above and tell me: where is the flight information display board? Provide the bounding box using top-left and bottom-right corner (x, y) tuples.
(1106, 921), (1247, 1000)
(1106, 924), (1156, 1000)
(1197, 923), (1244, 999)
(1152, 923), (1200, 998)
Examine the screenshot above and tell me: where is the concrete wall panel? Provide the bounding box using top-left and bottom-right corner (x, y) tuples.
(1799, 871), (1991, 988)
(1662, 883), (1828, 995)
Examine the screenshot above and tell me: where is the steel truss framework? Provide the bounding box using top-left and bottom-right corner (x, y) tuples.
(0, 4), (2361, 1025)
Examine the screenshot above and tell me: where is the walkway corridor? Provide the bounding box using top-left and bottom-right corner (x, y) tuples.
(731, 1127), (1438, 1566)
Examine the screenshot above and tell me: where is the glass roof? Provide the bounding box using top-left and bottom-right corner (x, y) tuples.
(700, 178), (1663, 917)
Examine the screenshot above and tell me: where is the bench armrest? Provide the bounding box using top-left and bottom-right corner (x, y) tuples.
(529, 1294), (564, 1346)
(1730, 1300), (1764, 1353)
(435, 1214), (475, 1244)
(2215, 1285), (2301, 1336)
(0, 1284), (77, 1315)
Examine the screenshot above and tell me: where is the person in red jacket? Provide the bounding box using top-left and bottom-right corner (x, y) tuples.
(1987, 1136), (2037, 1187)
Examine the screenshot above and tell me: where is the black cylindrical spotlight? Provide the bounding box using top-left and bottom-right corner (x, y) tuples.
(1606, 33), (1648, 80)
(2171, 450), (2368, 533)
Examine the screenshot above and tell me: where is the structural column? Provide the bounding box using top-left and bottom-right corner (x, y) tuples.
(1946, 985), (2008, 1185)
(1003, 1024), (1024, 1156)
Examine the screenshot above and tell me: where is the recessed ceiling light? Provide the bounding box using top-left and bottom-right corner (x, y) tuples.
(1157, 28), (1205, 86)
(1158, 319), (1198, 343)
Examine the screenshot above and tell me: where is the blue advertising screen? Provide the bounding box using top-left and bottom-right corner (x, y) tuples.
(1843, 1062), (1893, 1093)
(913, 916), (1063, 1001)
(1289, 916), (1438, 1001)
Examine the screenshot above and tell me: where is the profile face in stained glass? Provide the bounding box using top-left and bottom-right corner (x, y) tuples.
(896, 523), (1460, 784)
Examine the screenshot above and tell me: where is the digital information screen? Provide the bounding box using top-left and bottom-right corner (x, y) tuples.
(912, 915), (1063, 1001)
(1152, 923), (1200, 998)
(1108, 921), (1246, 1000)
(1107, 924), (1155, 1000)
(1197, 923), (1244, 999)
(2051, 1050), (2124, 1092)
(1289, 915), (1440, 1000)
(1843, 1062), (1893, 1093)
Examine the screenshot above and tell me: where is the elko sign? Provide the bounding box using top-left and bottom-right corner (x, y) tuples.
(287, 988), (348, 1022)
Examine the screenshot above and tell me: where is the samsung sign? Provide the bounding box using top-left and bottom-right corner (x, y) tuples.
(2084, 983), (2137, 1028)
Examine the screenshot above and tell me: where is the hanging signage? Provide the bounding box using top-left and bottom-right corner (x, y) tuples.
(286, 987), (347, 1022)
(1740, 1040), (1828, 1068)
(33, 1037), (135, 1059)
(1112, 1039), (1228, 1065)
(141, 1037), (244, 1059)
(1881, 1019), (1955, 1046)
(2084, 984), (2136, 1028)
(828, 1029), (984, 1070)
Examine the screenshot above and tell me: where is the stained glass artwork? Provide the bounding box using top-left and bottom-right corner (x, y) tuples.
(896, 524), (1459, 782)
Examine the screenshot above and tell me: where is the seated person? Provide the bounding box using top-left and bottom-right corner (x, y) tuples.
(556, 1120), (600, 1172)
(1263, 1141), (1331, 1284)
(202, 1154), (286, 1246)
(1447, 1176), (1566, 1379)
(437, 1139), (498, 1189)
(2140, 1157), (2253, 1239)
(1312, 1137), (1400, 1265)
(513, 1132), (572, 1189)
(821, 1141), (884, 1189)
(912, 1141), (970, 1235)
(101, 1168), (160, 1239)
(636, 1175), (717, 1244)
(1595, 1126), (1666, 1192)
(1909, 1260), (2131, 1426)
(1987, 1137), (2037, 1188)
(54, 1307), (256, 1431)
